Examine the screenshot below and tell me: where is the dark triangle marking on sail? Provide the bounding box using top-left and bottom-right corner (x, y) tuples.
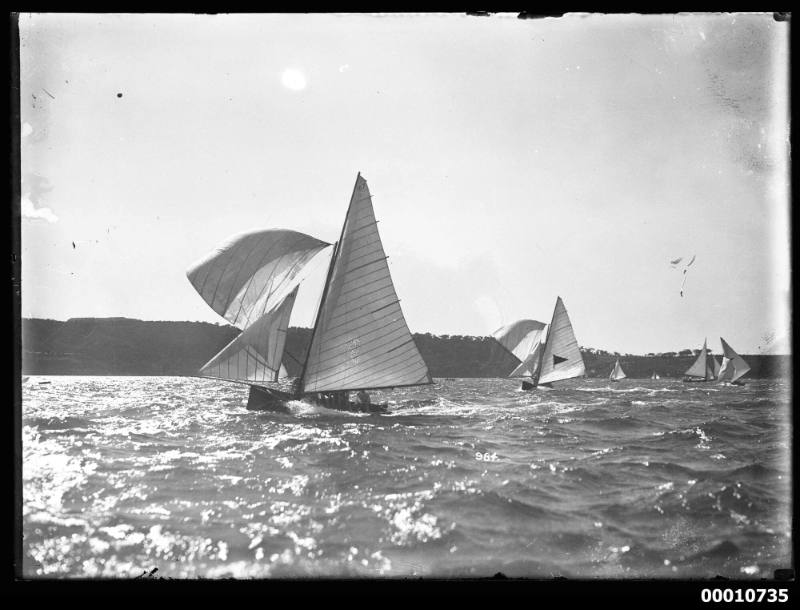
(553, 355), (568, 366)
(301, 174), (432, 393)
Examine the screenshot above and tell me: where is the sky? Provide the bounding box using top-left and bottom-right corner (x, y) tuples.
(18, 12), (790, 355)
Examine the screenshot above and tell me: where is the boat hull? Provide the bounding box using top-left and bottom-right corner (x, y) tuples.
(521, 381), (552, 391)
(246, 385), (293, 413)
(246, 385), (389, 414)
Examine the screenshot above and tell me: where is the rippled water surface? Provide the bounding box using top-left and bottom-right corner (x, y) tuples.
(22, 376), (792, 579)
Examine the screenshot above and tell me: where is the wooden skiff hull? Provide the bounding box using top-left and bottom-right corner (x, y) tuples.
(246, 385), (388, 414)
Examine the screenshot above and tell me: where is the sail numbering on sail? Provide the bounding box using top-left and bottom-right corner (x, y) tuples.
(187, 173), (433, 414)
(492, 297), (586, 390)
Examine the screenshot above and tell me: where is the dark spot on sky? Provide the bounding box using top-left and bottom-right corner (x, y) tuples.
(72, 242), (76, 249)
(117, 93), (123, 98)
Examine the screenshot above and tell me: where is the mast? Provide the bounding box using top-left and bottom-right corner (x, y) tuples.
(298, 174), (361, 393)
(531, 303), (559, 387)
(300, 173), (431, 393)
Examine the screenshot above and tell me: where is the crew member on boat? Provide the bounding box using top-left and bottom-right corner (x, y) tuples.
(356, 389), (371, 406)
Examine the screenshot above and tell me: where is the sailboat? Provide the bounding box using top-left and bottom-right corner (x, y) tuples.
(609, 358), (626, 382)
(682, 339), (718, 382)
(492, 297), (585, 390)
(717, 337), (751, 385)
(186, 173), (433, 413)
(650, 371), (660, 380)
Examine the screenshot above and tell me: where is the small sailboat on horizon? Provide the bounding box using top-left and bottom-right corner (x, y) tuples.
(492, 297), (586, 390)
(609, 358), (626, 382)
(650, 371), (660, 380)
(186, 173), (433, 414)
(682, 339), (718, 383)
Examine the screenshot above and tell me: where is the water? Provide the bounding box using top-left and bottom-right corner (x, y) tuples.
(21, 376), (792, 579)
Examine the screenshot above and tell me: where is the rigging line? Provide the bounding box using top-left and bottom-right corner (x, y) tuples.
(221, 231), (278, 323)
(210, 231), (279, 323)
(208, 231), (273, 318)
(301, 173), (364, 387)
(534, 303), (559, 387)
(227, 232), (293, 327)
(314, 353), (426, 389)
(321, 299), (401, 334)
(314, 324), (409, 360)
(252, 247), (325, 326)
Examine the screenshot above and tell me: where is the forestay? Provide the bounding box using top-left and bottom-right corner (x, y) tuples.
(187, 229), (329, 329)
(199, 286), (298, 384)
(717, 337), (751, 383)
(301, 175), (431, 393)
(538, 297), (586, 385)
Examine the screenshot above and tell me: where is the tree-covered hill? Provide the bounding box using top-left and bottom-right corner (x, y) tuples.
(20, 318), (790, 379)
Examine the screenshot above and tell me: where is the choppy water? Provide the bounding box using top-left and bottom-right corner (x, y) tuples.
(21, 376), (792, 579)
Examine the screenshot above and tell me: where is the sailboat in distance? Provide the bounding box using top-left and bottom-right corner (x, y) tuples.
(187, 173), (433, 413)
(650, 371), (661, 380)
(492, 319), (547, 380)
(717, 337), (751, 385)
(492, 297), (585, 390)
(609, 358), (626, 382)
(682, 339), (718, 383)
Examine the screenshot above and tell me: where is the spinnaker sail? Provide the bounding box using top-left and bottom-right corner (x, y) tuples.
(199, 286), (298, 384)
(300, 174), (432, 393)
(493, 319), (547, 378)
(187, 229), (329, 329)
(717, 337), (751, 384)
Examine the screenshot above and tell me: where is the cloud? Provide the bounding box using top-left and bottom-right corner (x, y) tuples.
(21, 122), (33, 138)
(21, 194), (58, 222)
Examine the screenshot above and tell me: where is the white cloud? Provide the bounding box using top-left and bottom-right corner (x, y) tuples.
(21, 194), (58, 223)
(21, 122), (33, 138)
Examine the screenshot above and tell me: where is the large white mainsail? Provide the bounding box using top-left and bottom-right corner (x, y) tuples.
(717, 337), (751, 383)
(301, 174), (431, 393)
(187, 229), (329, 329)
(609, 358), (626, 381)
(199, 286), (298, 384)
(537, 297), (586, 385)
(684, 339), (710, 379)
(492, 319), (548, 378)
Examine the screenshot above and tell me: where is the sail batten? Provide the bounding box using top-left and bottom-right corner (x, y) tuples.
(199, 286), (299, 384)
(301, 174), (431, 393)
(187, 229), (329, 330)
(537, 297), (585, 385)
